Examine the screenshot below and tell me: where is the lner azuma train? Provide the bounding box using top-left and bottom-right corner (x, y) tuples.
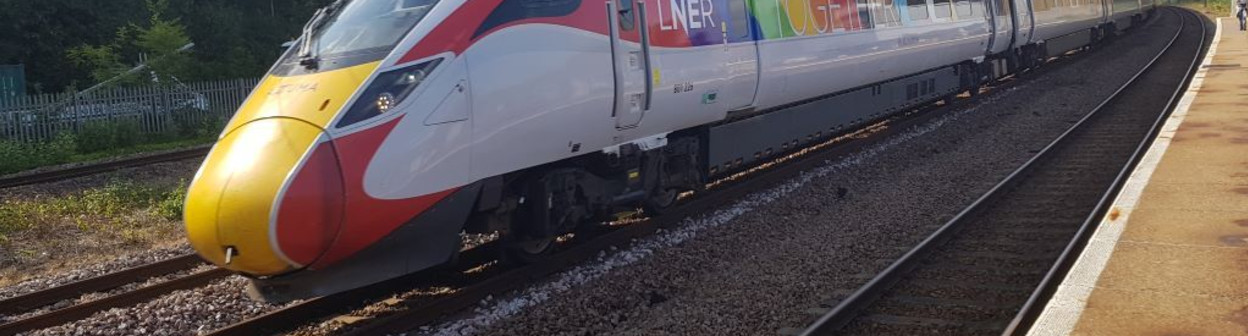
(185, 0), (1155, 301)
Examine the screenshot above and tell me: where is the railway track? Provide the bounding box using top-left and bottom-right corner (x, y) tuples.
(0, 254), (225, 335)
(0, 146), (209, 189)
(794, 7), (1207, 336)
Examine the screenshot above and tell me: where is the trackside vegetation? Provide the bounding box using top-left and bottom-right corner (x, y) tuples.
(0, 116), (224, 176)
(0, 178), (189, 285)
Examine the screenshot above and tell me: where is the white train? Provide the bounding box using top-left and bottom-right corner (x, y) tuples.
(184, 0), (1155, 301)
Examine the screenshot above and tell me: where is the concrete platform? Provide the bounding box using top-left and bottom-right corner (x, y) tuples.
(1028, 18), (1248, 336)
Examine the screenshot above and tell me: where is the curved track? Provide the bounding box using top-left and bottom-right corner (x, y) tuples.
(795, 7), (1208, 336)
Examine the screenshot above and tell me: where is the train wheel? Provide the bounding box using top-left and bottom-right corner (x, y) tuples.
(503, 169), (588, 263)
(642, 136), (701, 216)
(502, 236), (556, 264)
(643, 188), (679, 216)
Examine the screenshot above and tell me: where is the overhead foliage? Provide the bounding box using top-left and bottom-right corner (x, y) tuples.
(65, 44), (127, 85)
(0, 0), (331, 93)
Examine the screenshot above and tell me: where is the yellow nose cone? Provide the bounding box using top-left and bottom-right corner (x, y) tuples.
(186, 62), (378, 275)
(185, 118), (327, 275)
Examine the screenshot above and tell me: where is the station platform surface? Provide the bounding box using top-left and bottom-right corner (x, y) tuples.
(1028, 17), (1248, 335)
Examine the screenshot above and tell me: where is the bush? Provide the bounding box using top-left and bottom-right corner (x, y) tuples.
(0, 140), (31, 174)
(154, 180), (188, 221)
(79, 180), (164, 217)
(0, 133), (78, 175)
(0, 107), (225, 176)
(76, 120), (144, 153)
(171, 109), (226, 140)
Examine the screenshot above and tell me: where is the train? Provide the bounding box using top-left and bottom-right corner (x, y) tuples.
(185, 0), (1156, 302)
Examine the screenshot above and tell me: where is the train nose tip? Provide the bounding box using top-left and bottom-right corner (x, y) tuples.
(184, 117), (344, 276)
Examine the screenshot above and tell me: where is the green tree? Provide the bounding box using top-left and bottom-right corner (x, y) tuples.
(66, 44), (126, 84)
(134, 0), (193, 84)
(2, 0), (331, 93)
(65, 0), (193, 88)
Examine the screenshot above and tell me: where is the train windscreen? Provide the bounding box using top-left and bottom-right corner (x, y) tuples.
(277, 0), (440, 74)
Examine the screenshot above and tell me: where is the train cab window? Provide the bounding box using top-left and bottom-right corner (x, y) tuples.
(932, 0), (953, 18)
(954, 0), (972, 17)
(995, 0), (1010, 16)
(907, 0), (931, 21)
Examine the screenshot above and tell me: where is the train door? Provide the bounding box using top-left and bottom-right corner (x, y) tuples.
(721, 0), (760, 110)
(988, 0), (1015, 54)
(1013, 0), (1035, 44)
(1100, 0), (1110, 23)
(608, 0), (653, 129)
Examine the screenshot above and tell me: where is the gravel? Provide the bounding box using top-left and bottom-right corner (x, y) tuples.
(410, 16), (1176, 336)
(20, 276), (289, 336)
(0, 245), (193, 301)
(0, 264), (217, 324)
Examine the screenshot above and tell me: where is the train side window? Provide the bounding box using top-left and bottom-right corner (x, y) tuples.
(995, 0), (1010, 15)
(857, 0), (875, 29)
(907, 0), (930, 21)
(954, 0), (972, 17)
(872, 0), (903, 27)
(730, 0), (750, 38)
(933, 0), (952, 18)
(617, 0), (635, 31)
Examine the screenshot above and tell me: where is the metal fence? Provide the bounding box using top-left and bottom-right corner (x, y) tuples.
(0, 78), (258, 142)
(0, 65), (24, 106)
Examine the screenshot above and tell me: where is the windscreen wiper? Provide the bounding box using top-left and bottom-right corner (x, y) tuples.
(297, 0), (347, 70)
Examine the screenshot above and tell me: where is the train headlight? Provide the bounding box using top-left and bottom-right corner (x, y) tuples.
(336, 58), (442, 128)
(376, 92), (396, 113)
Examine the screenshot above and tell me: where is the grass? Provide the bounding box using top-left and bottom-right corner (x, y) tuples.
(0, 179), (188, 244)
(0, 178), (190, 286)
